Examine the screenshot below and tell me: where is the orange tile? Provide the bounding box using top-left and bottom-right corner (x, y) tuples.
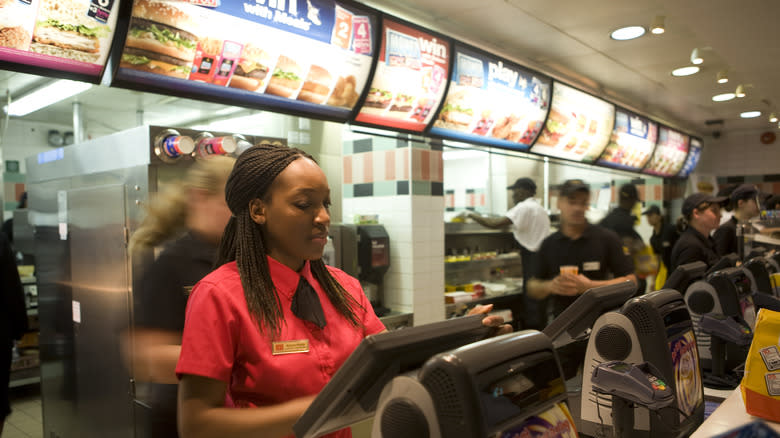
(364, 152), (373, 183)
(655, 185), (662, 200)
(385, 150), (395, 181)
(402, 149), (409, 180)
(434, 151), (443, 182)
(421, 150), (430, 181)
(343, 156), (352, 184)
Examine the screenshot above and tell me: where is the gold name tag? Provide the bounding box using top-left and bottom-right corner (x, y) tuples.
(272, 340), (310, 355)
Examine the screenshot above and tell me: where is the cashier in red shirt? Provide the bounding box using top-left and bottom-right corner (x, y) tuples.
(176, 143), (509, 438)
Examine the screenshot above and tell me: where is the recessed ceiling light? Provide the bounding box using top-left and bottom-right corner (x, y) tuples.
(610, 26), (646, 41)
(712, 93), (736, 102)
(740, 111), (761, 118)
(671, 66), (700, 77)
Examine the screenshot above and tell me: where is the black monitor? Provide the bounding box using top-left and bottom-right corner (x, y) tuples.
(293, 315), (492, 438)
(743, 257), (773, 295)
(663, 261), (707, 294)
(746, 246), (767, 260)
(542, 281), (637, 348)
(706, 253), (740, 276)
(706, 267), (756, 328)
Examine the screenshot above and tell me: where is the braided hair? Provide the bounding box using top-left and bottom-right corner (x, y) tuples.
(216, 142), (364, 338)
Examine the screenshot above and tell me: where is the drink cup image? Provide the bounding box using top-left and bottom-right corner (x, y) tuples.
(559, 265), (579, 275)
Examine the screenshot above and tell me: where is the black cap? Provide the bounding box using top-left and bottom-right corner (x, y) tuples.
(560, 179), (590, 198)
(642, 205), (661, 216)
(619, 183), (639, 201)
(507, 177), (537, 193)
(766, 194), (780, 210)
(730, 183), (758, 202)
(682, 193), (728, 217)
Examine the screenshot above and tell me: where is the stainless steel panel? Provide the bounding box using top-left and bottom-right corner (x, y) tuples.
(12, 209), (34, 255)
(68, 184), (133, 438)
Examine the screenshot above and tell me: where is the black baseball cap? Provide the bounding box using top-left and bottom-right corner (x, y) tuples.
(730, 183), (758, 202)
(507, 177), (537, 193)
(766, 194), (780, 209)
(682, 193), (728, 217)
(560, 179), (590, 198)
(642, 205), (661, 216)
(619, 183), (639, 201)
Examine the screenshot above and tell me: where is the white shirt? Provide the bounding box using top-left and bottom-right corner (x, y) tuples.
(505, 197), (550, 252)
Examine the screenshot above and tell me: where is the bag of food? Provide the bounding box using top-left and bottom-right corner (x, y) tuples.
(633, 245), (659, 279)
(740, 308), (780, 422)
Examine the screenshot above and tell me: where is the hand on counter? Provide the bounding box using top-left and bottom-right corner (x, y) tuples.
(467, 303), (513, 336)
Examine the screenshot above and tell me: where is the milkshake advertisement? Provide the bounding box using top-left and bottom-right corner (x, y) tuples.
(669, 330), (702, 419)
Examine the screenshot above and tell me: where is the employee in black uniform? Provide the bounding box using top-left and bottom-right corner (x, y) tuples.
(642, 205), (679, 289)
(126, 156), (235, 437)
(765, 194), (780, 211)
(669, 192), (728, 273)
(713, 183), (759, 257)
(1, 233), (27, 436)
(600, 183), (646, 294)
(527, 179), (637, 320)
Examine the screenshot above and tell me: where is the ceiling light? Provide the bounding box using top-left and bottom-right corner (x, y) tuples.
(610, 26), (646, 41)
(4, 79), (92, 117)
(712, 93), (736, 102)
(671, 66), (700, 77)
(690, 48), (703, 64)
(650, 16), (665, 34)
(740, 111), (761, 118)
(771, 112), (779, 123)
(736, 84), (746, 98)
(716, 70), (728, 84)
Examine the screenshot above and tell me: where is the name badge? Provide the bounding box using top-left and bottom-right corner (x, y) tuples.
(272, 339), (310, 355)
(583, 261), (600, 272)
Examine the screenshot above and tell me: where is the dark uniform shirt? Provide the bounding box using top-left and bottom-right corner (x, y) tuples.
(669, 227), (719, 274)
(599, 207), (643, 242)
(650, 219), (679, 269)
(713, 216), (738, 257)
(533, 224), (635, 317)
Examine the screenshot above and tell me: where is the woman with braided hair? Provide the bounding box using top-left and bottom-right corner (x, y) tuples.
(175, 143), (509, 438)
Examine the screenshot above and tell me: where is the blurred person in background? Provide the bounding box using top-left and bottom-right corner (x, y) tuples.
(713, 184), (760, 257)
(1, 192), (27, 246)
(764, 194), (780, 212)
(600, 183), (647, 294)
(716, 184), (738, 226)
(127, 156), (235, 437)
(466, 177), (550, 329)
(1, 232), (27, 435)
(175, 144), (510, 438)
(642, 205), (679, 290)
(669, 193), (728, 273)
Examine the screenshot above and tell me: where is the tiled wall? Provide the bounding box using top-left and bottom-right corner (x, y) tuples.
(342, 134), (445, 326)
(695, 129), (780, 177)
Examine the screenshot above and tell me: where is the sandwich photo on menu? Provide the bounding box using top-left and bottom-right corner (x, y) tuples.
(297, 65), (334, 104)
(0, 0), (33, 50)
(31, 0), (109, 63)
(536, 108), (570, 145)
(229, 44), (274, 92)
(265, 55), (303, 99)
(121, 0), (199, 79)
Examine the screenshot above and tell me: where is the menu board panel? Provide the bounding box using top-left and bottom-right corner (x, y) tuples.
(114, 0), (377, 120)
(0, 0), (121, 79)
(677, 137), (702, 178)
(596, 109), (658, 171)
(643, 127), (690, 177)
(530, 82), (615, 163)
(427, 44), (551, 150)
(353, 19), (450, 132)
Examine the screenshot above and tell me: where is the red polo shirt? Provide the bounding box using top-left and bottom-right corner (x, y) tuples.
(176, 257), (385, 437)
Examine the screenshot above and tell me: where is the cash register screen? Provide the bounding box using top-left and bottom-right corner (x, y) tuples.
(477, 351), (566, 430)
(733, 272), (757, 327)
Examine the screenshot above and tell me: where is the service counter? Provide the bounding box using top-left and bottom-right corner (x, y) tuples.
(692, 389), (780, 437)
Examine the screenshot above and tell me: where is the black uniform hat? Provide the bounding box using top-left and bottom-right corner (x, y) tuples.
(642, 205), (662, 216)
(730, 183), (758, 202)
(619, 183), (639, 201)
(560, 179), (589, 198)
(682, 193), (728, 217)
(507, 177), (537, 193)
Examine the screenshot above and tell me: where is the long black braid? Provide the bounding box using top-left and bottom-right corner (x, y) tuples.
(216, 142), (365, 338)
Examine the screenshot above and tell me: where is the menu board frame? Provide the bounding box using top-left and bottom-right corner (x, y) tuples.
(676, 136), (703, 179)
(0, 0), (128, 85)
(641, 125), (691, 178)
(594, 107), (659, 172)
(425, 41), (553, 152)
(349, 15), (453, 134)
(109, 0), (382, 123)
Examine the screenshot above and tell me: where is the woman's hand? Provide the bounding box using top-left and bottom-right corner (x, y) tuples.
(467, 304), (513, 336)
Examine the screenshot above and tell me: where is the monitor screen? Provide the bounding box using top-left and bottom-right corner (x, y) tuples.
(427, 44), (551, 150)
(596, 109), (658, 171)
(293, 314), (491, 438)
(529, 81), (615, 163)
(352, 18), (451, 132)
(668, 330), (702, 419)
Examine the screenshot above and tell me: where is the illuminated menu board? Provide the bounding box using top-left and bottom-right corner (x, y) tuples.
(596, 109), (658, 171)
(643, 127), (690, 177)
(353, 18), (450, 132)
(677, 137), (702, 178)
(530, 82), (615, 162)
(114, 0), (377, 120)
(427, 44), (551, 150)
(0, 0), (121, 79)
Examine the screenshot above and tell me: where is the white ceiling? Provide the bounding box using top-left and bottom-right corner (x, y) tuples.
(1, 0), (779, 138)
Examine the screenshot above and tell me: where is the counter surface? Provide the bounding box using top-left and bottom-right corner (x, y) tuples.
(691, 389), (780, 437)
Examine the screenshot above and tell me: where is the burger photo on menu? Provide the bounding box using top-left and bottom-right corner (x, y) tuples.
(229, 44), (274, 92)
(536, 108), (571, 145)
(389, 92), (415, 113)
(31, 0), (110, 63)
(265, 55), (303, 99)
(434, 89), (476, 132)
(297, 65), (334, 105)
(0, 0), (33, 50)
(327, 75), (359, 108)
(120, 0), (199, 79)
(363, 76), (394, 111)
